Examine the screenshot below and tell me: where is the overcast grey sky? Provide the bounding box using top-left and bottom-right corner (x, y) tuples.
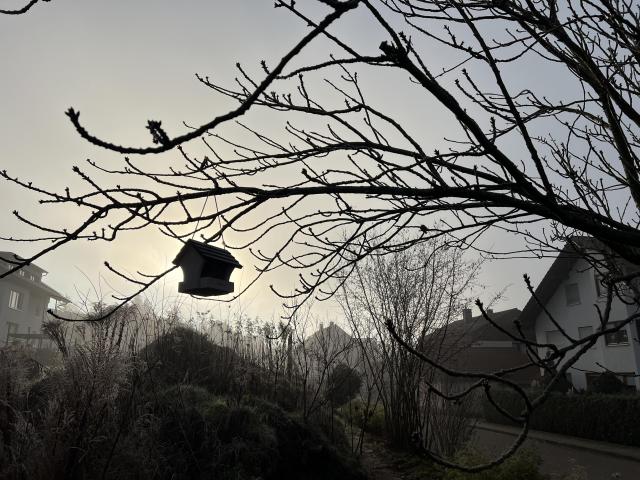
(0, 0), (554, 321)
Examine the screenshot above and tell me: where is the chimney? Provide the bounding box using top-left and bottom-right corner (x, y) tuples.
(486, 308), (494, 315)
(463, 308), (472, 322)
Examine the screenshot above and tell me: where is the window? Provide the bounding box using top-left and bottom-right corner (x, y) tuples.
(604, 321), (629, 346)
(594, 273), (607, 297)
(29, 274), (35, 281)
(8, 290), (24, 310)
(18, 270), (25, 277)
(578, 326), (596, 349)
(544, 329), (567, 357)
(5, 322), (17, 343)
(565, 283), (581, 306)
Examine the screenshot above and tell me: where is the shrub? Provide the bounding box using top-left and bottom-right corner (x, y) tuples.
(542, 368), (572, 393)
(307, 408), (351, 450)
(483, 389), (640, 446)
(139, 389), (363, 480)
(150, 386), (217, 479)
(340, 399), (385, 437)
(245, 397), (365, 480)
(204, 400), (279, 479)
(0, 336), (135, 480)
(591, 372), (629, 394)
(139, 326), (301, 410)
(326, 363), (362, 407)
(139, 326), (240, 394)
(0, 327), (361, 480)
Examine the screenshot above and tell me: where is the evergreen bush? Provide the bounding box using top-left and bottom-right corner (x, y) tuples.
(482, 389), (640, 446)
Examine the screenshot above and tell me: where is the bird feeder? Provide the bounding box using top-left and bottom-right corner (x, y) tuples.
(173, 239), (242, 296)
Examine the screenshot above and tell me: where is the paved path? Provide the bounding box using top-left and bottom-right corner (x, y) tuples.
(472, 423), (640, 479)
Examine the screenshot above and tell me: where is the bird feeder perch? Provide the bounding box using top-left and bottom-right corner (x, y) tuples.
(173, 239), (242, 296)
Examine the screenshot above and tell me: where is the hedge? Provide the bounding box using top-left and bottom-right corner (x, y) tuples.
(482, 389), (640, 446)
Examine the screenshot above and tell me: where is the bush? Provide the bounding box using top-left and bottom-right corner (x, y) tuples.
(139, 326), (300, 411)
(326, 363), (362, 407)
(1, 340), (363, 480)
(0, 338), (135, 480)
(139, 326), (240, 394)
(138, 389), (363, 480)
(591, 372), (629, 394)
(340, 399), (385, 437)
(239, 397), (365, 480)
(0, 322), (363, 480)
(541, 368), (573, 393)
(483, 389), (640, 446)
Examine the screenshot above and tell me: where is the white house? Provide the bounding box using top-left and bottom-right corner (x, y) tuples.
(0, 252), (68, 347)
(520, 238), (640, 391)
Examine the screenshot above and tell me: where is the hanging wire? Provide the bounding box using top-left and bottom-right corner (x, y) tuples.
(188, 148), (225, 245)
(213, 194), (226, 248)
(190, 194), (208, 240)
(190, 191), (225, 247)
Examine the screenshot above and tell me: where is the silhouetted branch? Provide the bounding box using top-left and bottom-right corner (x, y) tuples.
(0, 0), (48, 15)
(3, 0), (640, 471)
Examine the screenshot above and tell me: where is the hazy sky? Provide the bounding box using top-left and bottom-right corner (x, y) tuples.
(0, 0), (555, 322)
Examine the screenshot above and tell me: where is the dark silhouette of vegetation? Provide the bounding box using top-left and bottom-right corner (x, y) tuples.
(0, 316), (367, 480)
(340, 239), (479, 453)
(140, 326), (240, 394)
(2, 0), (640, 472)
(542, 368), (573, 394)
(327, 363), (362, 407)
(591, 372), (630, 395)
(443, 448), (546, 480)
(483, 388), (640, 447)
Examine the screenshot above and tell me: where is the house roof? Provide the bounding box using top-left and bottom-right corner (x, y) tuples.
(306, 322), (352, 345)
(32, 281), (69, 303)
(429, 308), (525, 346)
(0, 252), (46, 274)
(0, 253), (68, 302)
(173, 240), (242, 269)
(518, 236), (625, 328)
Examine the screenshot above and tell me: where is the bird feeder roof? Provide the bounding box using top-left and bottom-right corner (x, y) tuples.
(172, 239), (243, 269)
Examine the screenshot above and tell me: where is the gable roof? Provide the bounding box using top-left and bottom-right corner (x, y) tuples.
(518, 236), (627, 328)
(173, 240), (242, 269)
(430, 308), (525, 346)
(0, 253), (68, 302)
(0, 252), (47, 274)
(33, 281), (68, 303)
(306, 322), (352, 345)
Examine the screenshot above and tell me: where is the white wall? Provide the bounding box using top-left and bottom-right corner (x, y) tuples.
(534, 257), (640, 390)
